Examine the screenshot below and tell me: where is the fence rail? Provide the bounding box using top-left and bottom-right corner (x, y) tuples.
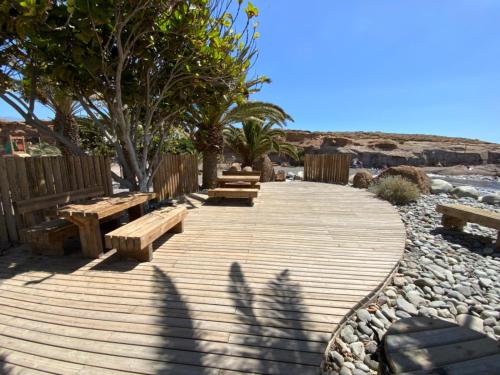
(0, 155), (112, 245)
(153, 154), (199, 201)
(304, 154), (351, 185)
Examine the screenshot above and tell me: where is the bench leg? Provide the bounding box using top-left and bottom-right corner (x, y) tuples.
(442, 215), (465, 231)
(170, 220), (184, 234)
(76, 217), (104, 258)
(248, 197), (254, 206)
(136, 244), (153, 262)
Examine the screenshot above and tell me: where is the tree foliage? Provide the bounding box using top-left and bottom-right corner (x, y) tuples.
(0, 0), (291, 191)
(224, 117), (298, 167)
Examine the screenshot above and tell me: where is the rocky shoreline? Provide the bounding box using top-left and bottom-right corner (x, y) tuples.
(322, 193), (500, 375)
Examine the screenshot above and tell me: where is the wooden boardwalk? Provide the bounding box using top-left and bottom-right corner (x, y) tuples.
(0, 182), (405, 375)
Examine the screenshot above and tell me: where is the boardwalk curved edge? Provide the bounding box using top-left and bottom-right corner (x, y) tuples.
(0, 181), (406, 375)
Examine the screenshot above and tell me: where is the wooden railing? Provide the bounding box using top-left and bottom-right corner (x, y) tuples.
(152, 154), (199, 202)
(0, 156), (112, 245)
(304, 154), (351, 185)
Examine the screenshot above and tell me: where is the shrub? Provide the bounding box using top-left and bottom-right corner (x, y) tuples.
(369, 176), (420, 205)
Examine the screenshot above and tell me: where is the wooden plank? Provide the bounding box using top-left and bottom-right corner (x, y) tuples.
(0, 159), (17, 242)
(15, 187), (104, 215)
(50, 157), (63, 193)
(42, 157), (56, 195)
(437, 203), (500, 230)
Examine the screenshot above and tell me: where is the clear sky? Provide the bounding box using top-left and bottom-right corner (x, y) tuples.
(250, 0), (500, 143)
(1, 1), (499, 143)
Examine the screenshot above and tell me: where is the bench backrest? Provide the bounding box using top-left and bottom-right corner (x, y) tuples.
(436, 204), (500, 230)
(14, 186), (105, 215)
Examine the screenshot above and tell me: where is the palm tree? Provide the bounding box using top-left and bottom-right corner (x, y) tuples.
(186, 98), (292, 188)
(224, 119), (298, 168)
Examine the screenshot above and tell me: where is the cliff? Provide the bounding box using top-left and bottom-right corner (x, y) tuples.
(283, 131), (500, 168)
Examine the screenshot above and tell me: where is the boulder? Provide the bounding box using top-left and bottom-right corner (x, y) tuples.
(253, 155), (275, 182)
(229, 163), (241, 172)
(242, 166), (253, 172)
(353, 170), (373, 189)
(430, 179), (453, 194)
(480, 193), (500, 206)
(378, 166), (430, 194)
(296, 171), (304, 180)
(451, 186), (480, 199)
(275, 170), (286, 182)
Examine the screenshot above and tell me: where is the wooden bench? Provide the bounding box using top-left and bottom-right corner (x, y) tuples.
(436, 203), (500, 251)
(15, 187), (105, 255)
(382, 317), (500, 374)
(208, 188), (259, 206)
(105, 206), (187, 262)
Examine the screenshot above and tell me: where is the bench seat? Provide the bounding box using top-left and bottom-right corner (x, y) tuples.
(207, 188), (259, 205)
(105, 206), (187, 262)
(20, 219), (78, 256)
(436, 203), (500, 250)
(15, 187), (104, 256)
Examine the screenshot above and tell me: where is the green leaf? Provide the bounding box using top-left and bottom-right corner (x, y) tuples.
(245, 2), (259, 18)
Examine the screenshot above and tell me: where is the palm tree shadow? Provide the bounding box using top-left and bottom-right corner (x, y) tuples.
(228, 262), (322, 374)
(153, 266), (214, 374)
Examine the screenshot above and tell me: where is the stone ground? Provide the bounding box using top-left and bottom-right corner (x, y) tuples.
(323, 193), (500, 375)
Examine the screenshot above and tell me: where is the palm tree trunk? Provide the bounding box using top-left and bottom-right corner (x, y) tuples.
(54, 108), (80, 156)
(202, 149), (219, 189)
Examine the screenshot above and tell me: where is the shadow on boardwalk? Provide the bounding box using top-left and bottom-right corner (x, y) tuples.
(228, 262), (320, 374)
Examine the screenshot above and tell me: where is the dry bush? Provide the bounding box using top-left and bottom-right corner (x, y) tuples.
(369, 176), (420, 205)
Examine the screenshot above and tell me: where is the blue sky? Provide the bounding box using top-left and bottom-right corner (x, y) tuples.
(250, 0), (500, 143)
(1, 1), (499, 143)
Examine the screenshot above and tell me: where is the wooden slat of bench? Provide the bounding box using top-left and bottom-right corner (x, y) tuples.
(105, 207), (187, 251)
(436, 204), (500, 230)
(15, 187), (105, 215)
(208, 188), (259, 199)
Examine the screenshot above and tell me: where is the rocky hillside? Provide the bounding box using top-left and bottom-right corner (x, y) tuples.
(284, 131), (500, 168)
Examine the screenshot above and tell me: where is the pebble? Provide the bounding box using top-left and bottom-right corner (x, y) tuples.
(396, 297), (418, 315)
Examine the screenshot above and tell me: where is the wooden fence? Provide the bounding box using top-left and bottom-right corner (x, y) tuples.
(304, 154), (352, 185)
(153, 154), (199, 201)
(0, 156), (112, 245)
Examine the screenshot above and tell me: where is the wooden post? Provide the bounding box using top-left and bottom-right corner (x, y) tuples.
(66, 216), (104, 258)
(442, 215), (466, 231)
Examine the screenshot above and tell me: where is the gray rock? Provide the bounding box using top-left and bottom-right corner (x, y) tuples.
(480, 193), (500, 206)
(451, 186), (480, 199)
(351, 369), (366, 375)
(480, 310), (499, 320)
(330, 350), (344, 367)
(356, 309), (372, 323)
(479, 278), (493, 288)
(354, 362), (370, 372)
(430, 179), (453, 194)
(358, 322), (374, 336)
(340, 325), (358, 344)
(364, 354), (379, 371)
(455, 285), (473, 298)
(381, 305), (397, 321)
(406, 290), (426, 306)
(350, 342), (365, 360)
(456, 314), (484, 332)
(415, 278), (437, 288)
(395, 310), (412, 319)
(365, 341), (378, 354)
(396, 297), (418, 315)
(296, 171), (304, 180)
(339, 366), (352, 375)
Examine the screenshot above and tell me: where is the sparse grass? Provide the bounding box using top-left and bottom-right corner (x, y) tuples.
(369, 176), (420, 205)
